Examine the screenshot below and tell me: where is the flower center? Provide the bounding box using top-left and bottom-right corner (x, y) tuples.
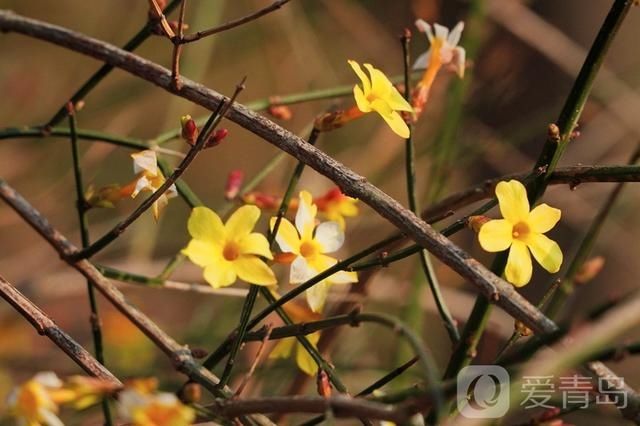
(512, 222), (530, 240)
(299, 241), (318, 258)
(223, 242), (241, 261)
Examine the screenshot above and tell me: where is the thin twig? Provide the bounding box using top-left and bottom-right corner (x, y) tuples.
(170, 0), (187, 89)
(44, 0), (182, 128)
(234, 324), (273, 398)
(71, 80), (244, 260)
(0, 275), (121, 384)
(179, 0), (291, 44)
(147, 0), (176, 39)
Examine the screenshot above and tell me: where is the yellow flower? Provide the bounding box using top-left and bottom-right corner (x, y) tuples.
(348, 60), (413, 138)
(478, 180), (563, 286)
(271, 191), (357, 312)
(269, 331), (321, 376)
(124, 150), (178, 221)
(268, 299), (322, 376)
(314, 187), (359, 230)
(6, 372), (66, 426)
(118, 388), (195, 426)
(182, 206), (277, 288)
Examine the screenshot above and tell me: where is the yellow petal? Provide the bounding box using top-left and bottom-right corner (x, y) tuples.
(524, 233), (563, 274)
(234, 255), (277, 286)
(384, 84), (413, 112)
(203, 261), (237, 288)
(269, 337), (295, 359)
(225, 205), (261, 238)
(306, 281), (329, 313)
(295, 334), (320, 376)
(505, 240), (532, 287)
(271, 217), (301, 254)
(348, 60), (371, 94)
(182, 239), (219, 267)
(353, 85), (372, 113)
(187, 207), (225, 241)
(238, 233), (273, 259)
(295, 191), (317, 239)
(364, 63), (391, 99)
(478, 219), (513, 252)
(313, 254), (357, 285)
(528, 203), (561, 234)
(374, 106), (410, 138)
(495, 180), (530, 224)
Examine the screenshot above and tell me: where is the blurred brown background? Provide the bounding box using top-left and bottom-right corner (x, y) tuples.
(1, 0), (640, 424)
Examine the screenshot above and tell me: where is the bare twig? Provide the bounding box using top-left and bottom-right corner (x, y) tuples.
(0, 275), (120, 385)
(170, 0), (187, 89)
(71, 80), (243, 260)
(179, 0), (291, 44)
(234, 324), (273, 397)
(148, 0), (176, 39)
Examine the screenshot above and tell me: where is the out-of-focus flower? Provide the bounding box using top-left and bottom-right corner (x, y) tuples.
(267, 104), (293, 121)
(412, 20), (466, 116)
(6, 372), (67, 426)
(314, 187), (358, 230)
(59, 376), (120, 410)
(224, 170), (244, 200)
(118, 387), (195, 426)
(242, 192), (282, 210)
(477, 180), (563, 286)
(271, 191), (357, 312)
(348, 60), (413, 138)
(84, 184), (125, 209)
(119, 150), (178, 221)
(269, 299), (322, 376)
(182, 206), (277, 288)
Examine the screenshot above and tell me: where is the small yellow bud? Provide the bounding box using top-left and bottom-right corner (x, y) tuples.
(467, 215), (490, 233)
(515, 320), (533, 337)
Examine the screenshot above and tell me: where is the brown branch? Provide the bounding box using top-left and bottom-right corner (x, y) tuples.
(234, 324), (273, 398)
(0, 179), (231, 399)
(0, 274), (121, 385)
(179, 0), (291, 44)
(148, 0), (176, 39)
(170, 0), (187, 89)
(208, 394), (411, 423)
(1, 11), (638, 420)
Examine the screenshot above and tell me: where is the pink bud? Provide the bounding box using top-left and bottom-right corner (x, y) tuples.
(224, 170), (244, 200)
(206, 128), (229, 148)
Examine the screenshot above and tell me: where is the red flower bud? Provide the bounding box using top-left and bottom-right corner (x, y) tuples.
(206, 128), (229, 148)
(224, 170), (244, 200)
(316, 369), (332, 398)
(180, 115), (199, 146)
(268, 104), (293, 121)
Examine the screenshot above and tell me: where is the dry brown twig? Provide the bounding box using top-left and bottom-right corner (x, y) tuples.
(0, 275), (120, 384)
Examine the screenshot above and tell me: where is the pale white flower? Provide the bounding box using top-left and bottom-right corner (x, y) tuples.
(413, 20), (466, 78)
(271, 190), (358, 312)
(129, 150), (178, 220)
(6, 372), (65, 426)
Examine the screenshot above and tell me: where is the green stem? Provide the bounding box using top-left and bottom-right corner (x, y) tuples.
(546, 145), (640, 319)
(217, 128), (321, 389)
(151, 72), (423, 145)
(67, 109), (112, 426)
(444, 0), (633, 394)
(45, 0), (182, 128)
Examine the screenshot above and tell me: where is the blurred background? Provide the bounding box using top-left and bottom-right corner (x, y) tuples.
(1, 0), (640, 424)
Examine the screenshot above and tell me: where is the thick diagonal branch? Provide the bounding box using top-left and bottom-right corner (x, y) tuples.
(0, 275), (120, 384)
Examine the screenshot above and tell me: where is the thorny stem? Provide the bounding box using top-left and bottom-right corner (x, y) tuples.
(45, 0), (182, 128)
(67, 105), (113, 425)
